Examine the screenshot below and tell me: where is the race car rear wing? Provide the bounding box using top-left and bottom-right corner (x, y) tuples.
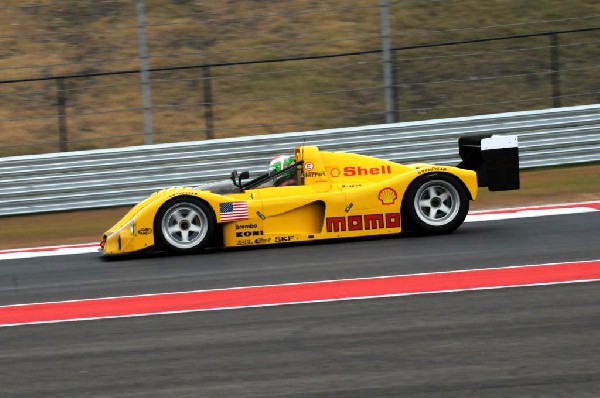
(457, 134), (520, 191)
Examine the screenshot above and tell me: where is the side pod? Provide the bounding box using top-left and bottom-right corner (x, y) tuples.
(457, 135), (520, 191)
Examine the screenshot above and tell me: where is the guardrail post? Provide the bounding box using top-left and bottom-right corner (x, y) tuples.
(202, 66), (214, 140)
(550, 33), (561, 108)
(56, 78), (68, 152)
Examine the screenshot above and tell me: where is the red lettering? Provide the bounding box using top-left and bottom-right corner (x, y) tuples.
(326, 217), (347, 232)
(343, 167), (356, 176)
(348, 215), (363, 231)
(364, 214), (384, 230)
(386, 213), (400, 228)
(342, 165), (393, 176)
(326, 213), (401, 233)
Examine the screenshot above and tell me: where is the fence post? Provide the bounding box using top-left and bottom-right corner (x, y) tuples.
(136, 0), (154, 144)
(56, 78), (68, 152)
(392, 49), (399, 121)
(550, 33), (561, 108)
(202, 66), (214, 140)
(379, 0), (396, 123)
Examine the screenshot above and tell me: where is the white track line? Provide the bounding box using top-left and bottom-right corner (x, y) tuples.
(1, 201), (598, 261)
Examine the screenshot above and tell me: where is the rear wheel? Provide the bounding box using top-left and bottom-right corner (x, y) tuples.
(155, 197), (215, 253)
(402, 174), (469, 234)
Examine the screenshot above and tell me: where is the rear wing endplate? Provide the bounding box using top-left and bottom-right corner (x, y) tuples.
(457, 135), (520, 191)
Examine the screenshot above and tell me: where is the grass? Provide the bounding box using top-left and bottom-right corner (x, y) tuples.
(1, 163), (598, 250)
(0, 1), (599, 155)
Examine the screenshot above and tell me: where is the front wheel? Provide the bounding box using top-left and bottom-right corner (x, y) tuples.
(155, 197), (215, 253)
(402, 174), (469, 234)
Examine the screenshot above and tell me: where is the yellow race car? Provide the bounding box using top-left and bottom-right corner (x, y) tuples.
(100, 135), (519, 255)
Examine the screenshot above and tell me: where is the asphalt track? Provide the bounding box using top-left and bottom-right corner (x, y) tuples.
(0, 212), (599, 397)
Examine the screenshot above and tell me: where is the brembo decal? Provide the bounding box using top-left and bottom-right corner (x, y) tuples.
(236, 223), (258, 230)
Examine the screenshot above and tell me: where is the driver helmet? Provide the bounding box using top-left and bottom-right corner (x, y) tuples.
(269, 155), (296, 181)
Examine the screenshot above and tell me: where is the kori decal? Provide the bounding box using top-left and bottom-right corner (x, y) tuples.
(236, 230), (264, 238)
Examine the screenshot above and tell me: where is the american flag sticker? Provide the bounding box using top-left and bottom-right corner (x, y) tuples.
(219, 202), (249, 221)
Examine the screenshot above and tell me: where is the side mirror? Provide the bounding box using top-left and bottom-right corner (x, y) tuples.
(231, 170), (250, 189)
(231, 170), (240, 187)
(238, 171), (250, 188)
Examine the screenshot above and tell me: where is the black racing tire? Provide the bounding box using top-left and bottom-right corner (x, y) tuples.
(401, 174), (469, 234)
(154, 197), (216, 253)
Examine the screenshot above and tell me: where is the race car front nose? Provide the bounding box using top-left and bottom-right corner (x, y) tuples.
(101, 221), (135, 254)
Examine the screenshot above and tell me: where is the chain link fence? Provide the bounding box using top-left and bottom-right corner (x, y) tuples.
(0, 1), (599, 156)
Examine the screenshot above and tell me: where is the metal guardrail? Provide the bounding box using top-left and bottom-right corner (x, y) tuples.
(1, 104), (599, 216)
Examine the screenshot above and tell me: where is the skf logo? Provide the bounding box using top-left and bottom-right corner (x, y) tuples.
(378, 187), (398, 205)
(275, 236), (294, 243)
(338, 165), (392, 177)
(325, 213), (400, 232)
(236, 230), (264, 237)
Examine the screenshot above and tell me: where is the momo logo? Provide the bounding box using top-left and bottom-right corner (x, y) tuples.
(325, 213), (400, 232)
(378, 187), (398, 205)
(137, 228), (152, 235)
(236, 230), (264, 238)
(343, 165), (392, 176)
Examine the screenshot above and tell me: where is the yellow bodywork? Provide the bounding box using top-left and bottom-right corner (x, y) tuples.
(100, 146), (478, 255)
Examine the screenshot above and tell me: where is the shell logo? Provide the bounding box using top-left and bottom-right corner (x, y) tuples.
(330, 168), (341, 177)
(378, 187), (398, 205)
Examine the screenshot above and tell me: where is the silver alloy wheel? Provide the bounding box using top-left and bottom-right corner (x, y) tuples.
(413, 179), (461, 226)
(160, 202), (209, 250)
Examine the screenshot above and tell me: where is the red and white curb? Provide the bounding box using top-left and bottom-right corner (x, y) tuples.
(0, 259), (598, 328)
(465, 200), (600, 222)
(0, 243), (98, 261)
(1, 201), (599, 261)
